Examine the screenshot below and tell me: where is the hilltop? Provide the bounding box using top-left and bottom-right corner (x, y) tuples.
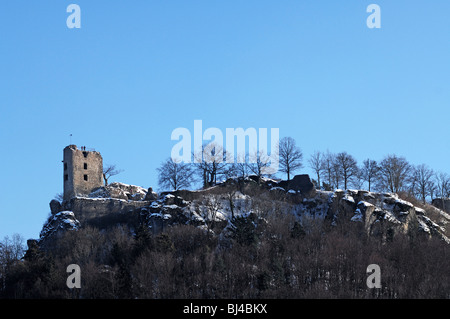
(3, 174), (447, 298)
(37, 175), (450, 247)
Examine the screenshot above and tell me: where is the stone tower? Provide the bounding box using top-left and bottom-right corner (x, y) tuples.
(63, 145), (103, 201)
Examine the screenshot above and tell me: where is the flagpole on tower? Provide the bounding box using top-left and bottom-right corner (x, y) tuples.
(70, 134), (73, 145)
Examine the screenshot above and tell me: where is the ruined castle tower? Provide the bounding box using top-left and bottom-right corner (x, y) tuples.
(63, 145), (103, 201)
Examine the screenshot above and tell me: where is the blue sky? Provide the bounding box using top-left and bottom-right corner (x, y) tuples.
(0, 0), (449, 240)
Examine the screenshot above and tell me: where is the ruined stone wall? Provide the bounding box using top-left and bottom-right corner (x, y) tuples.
(66, 197), (149, 227)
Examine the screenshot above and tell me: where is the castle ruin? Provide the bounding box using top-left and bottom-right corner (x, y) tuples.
(63, 145), (103, 201)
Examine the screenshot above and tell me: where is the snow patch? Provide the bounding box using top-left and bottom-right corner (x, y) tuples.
(351, 208), (363, 222)
(343, 194), (355, 203)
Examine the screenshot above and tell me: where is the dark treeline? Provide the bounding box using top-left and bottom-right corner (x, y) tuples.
(1, 211), (449, 299)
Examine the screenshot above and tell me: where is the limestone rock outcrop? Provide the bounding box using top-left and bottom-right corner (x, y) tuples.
(89, 182), (149, 201)
(35, 175), (449, 250)
(39, 211), (80, 246)
(295, 189), (449, 242)
(49, 199), (62, 215)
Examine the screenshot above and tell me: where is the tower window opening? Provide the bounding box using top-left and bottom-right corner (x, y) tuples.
(83, 151), (88, 158)
(84, 163), (88, 169)
(64, 174), (68, 181)
(84, 174), (88, 181)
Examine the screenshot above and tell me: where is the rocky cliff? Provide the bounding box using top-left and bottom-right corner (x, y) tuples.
(36, 176), (450, 248)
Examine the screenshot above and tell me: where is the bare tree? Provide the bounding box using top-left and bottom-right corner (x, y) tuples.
(435, 171), (450, 197)
(157, 157), (194, 191)
(308, 151), (324, 189)
(411, 164), (434, 203)
(331, 156), (343, 189)
(360, 159), (380, 192)
(248, 150), (273, 181)
(334, 152), (358, 190)
(378, 154), (411, 193)
(232, 154), (251, 179)
(427, 178), (437, 202)
(226, 187), (238, 219)
(352, 169), (365, 190)
(0, 234), (25, 291)
(103, 164), (124, 186)
(278, 137), (303, 181)
(201, 195), (222, 234)
(322, 151), (336, 190)
(193, 142), (228, 188)
(435, 172), (450, 209)
(0, 234), (25, 265)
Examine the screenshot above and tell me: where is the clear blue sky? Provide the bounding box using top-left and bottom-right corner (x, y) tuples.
(0, 0), (449, 240)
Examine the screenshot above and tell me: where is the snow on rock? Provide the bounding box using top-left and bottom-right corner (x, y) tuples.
(36, 174), (449, 246)
(343, 193), (355, 203)
(351, 208), (363, 222)
(89, 182), (148, 201)
(290, 188), (449, 242)
(39, 211), (80, 244)
(417, 214), (450, 243)
(294, 191), (332, 220)
(150, 201), (161, 209)
(357, 201), (374, 208)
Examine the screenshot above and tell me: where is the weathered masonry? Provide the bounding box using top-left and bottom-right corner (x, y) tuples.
(63, 145), (103, 201)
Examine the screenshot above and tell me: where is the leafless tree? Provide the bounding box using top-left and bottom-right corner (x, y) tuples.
(193, 142), (228, 188)
(157, 157), (194, 191)
(0, 234), (25, 291)
(427, 178), (437, 201)
(226, 186), (238, 219)
(308, 151), (324, 189)
(360, 159), (380, 192)
(0, 234), (25, 265)
(351, 169), (365, 190)
(278, 137), (303, 181)
(201, 196), (222, 234)
(434, 171), (450, 207)
(103, 164), (124, 186)
(411, 164), (434, 203)
(334, 152), (358, 190)
(331, 156), (343, 189)
(378, 154), (411, 193)
(321, 151), (335, 190)
(248, 150), (273, 181)
(232, 154), (251, 179)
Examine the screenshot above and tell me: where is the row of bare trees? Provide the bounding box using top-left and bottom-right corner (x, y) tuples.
(309, 151), (450, 203)
(156, 136), (449, 204)
(158, 137), (304, 190)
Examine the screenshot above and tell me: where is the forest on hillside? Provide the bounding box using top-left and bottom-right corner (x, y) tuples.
(1, 206), (449, 299)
